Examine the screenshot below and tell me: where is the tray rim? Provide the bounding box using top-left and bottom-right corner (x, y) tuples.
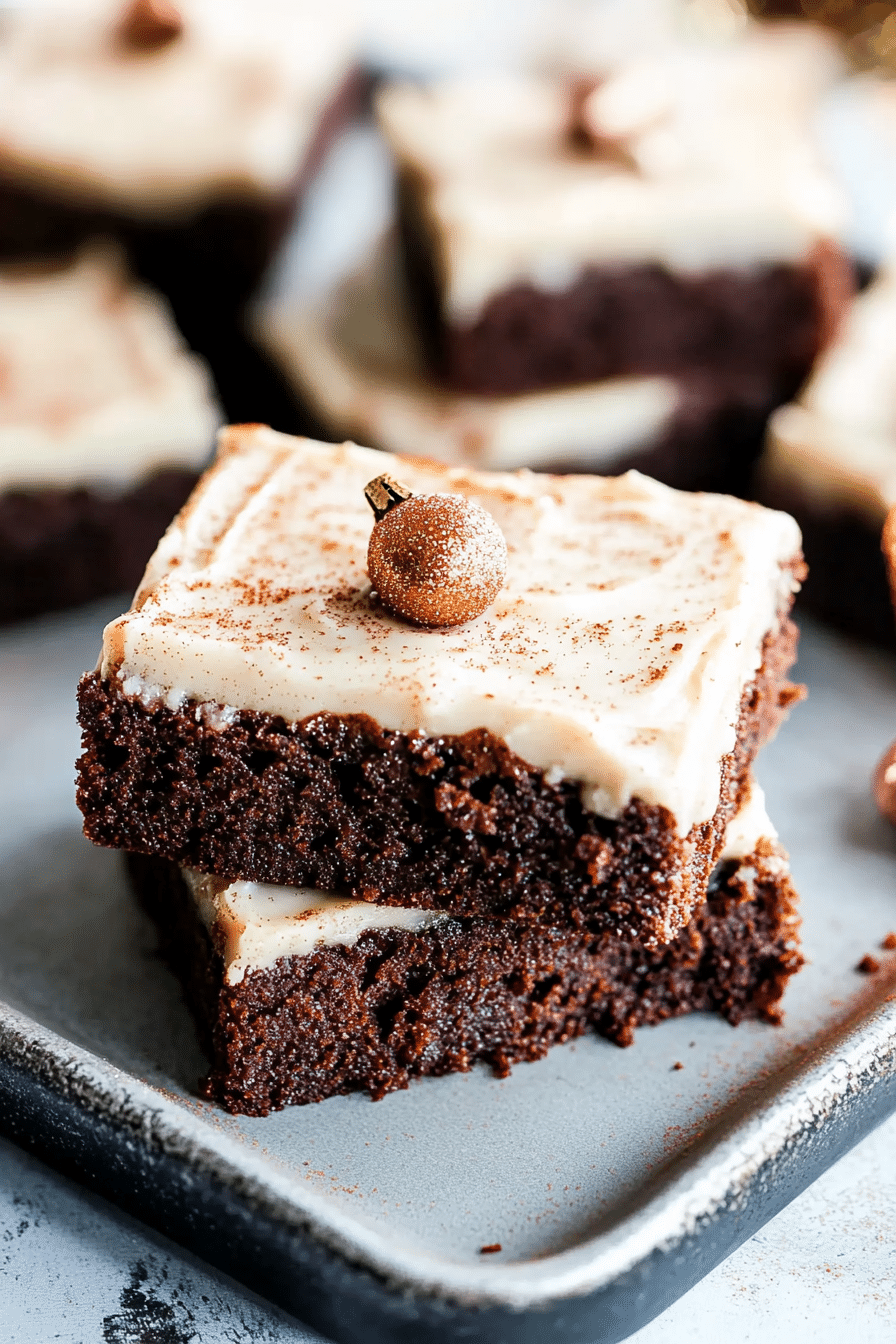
(3, 973), (896, 1337)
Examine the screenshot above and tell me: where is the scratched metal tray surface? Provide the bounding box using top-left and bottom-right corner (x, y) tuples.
(2, 595), (896, 1344)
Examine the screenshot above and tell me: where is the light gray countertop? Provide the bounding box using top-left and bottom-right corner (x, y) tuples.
(4, 1111), (896, 1343)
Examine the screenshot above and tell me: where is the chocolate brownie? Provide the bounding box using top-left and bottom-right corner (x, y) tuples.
(126, 786), (803, 1115)
(0, 0), (363, 346)
(759, 262), (896, 645)
(0, 469), (197, 626)
(377, 26), (849, 399)
(259, 232), (808, 498)
(77, 428), (805, 947)
(0, 246), (220, 624)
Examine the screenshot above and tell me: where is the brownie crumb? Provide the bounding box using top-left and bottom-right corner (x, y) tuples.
(882, 933), (896, 951)
(672, 1061), (684, 1071)
(480, 1243), (502, 1255)
(857, 955), (881, 974)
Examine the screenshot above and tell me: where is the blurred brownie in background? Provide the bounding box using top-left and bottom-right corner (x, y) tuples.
(0, 245), (220, 624)
(760, 261), (896, 645)
(258, 231), (786, 496)
(0, 0), (363, 406)
(374, 24), (851, 492)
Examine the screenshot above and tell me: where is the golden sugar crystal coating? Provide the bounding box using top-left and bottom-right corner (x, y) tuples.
(367, 492), (507, 627)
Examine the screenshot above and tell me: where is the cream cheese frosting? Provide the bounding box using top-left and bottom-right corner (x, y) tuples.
(184, 868), (448, 986)
(100, 426), (802, 834)
(0, 0), (359, 215)
(184, 782), (780, 985)
(258, 232), (680, 473)
(377, 25), (845, 321)
(0, 245), (220, 492)
(764, 265), (896, 525)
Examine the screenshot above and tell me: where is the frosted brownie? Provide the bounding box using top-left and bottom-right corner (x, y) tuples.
(127, 784), (803, 1114)
(0, 0), (362, 309)
(761, 263), (896, 644)
(0, 246), (220, 623)
(77, 426), (805, 946)
(377, 25), (850, 399)
(259, 230), (798, 496)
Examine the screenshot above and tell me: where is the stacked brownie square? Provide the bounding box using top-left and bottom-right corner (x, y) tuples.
(77, 426), (806, 1114)
(259, 23), (851, 497)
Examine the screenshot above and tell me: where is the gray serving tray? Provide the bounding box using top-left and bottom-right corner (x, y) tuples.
(1, 599), (896, 1343)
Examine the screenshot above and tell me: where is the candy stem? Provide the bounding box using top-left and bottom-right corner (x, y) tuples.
(364, 474), (414, 522)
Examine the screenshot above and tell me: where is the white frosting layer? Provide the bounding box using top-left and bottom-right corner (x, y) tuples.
(101, 427), (802, 833)
(720, 779), (775, 860)
(377, 25), (845, 321)
(184, 868), (447, 986)
(764, 266), (896, 524)
(0, 0), (359, 214)
(184, 785), (780, 985)
(259, 233), (680, 473)
(0, 246), (220, 491)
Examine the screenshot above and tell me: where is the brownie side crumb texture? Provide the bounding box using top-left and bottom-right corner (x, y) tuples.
(127, 845), (804, 1116)
(0, 468), (197, 626)
(77, 611), (803, 944)
(398, 172), (854, 401)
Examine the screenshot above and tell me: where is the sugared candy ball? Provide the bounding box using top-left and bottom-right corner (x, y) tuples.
(874, 740), (896, 826)
(368, 492), (507, 627)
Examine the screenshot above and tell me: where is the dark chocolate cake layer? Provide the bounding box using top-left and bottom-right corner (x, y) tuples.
(399, 176), (853, 399)
(127, 845), (803, 1116)
(0, 468), (197, 626)
(77, 614), (803, 944)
